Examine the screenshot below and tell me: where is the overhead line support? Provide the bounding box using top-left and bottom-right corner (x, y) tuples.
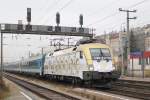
(119, 8), (137, 76)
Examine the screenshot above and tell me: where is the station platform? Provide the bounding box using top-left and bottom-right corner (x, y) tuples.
(2, 78), (45, 100)
(120, 76), (150, 82)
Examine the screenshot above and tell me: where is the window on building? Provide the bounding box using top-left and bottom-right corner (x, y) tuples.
(148, 57), (150, 65)
(139, 58), (142, 65)
(146, 58), (149, 65)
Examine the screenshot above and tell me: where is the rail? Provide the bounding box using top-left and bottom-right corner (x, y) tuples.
(101, 79), (150, 100)
(4, 73), (81, 100)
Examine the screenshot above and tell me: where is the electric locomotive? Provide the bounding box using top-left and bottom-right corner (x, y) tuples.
(44, 43), (120, 86)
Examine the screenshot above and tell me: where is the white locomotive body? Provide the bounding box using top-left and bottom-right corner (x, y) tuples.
(44, 43), (120, 84)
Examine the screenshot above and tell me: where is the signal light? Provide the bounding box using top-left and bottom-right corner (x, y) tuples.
(56, 12), (60, 26)
(27, 8), (31, 24)
(79, 14), (83, 27)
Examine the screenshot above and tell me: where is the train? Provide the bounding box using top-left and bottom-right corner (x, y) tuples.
(4, 42), (120, 87)
(4, 55), (45, 75)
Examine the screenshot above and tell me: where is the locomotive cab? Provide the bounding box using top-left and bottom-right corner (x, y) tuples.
(89, 48), (114, 72)
(79, 43), (120, 84)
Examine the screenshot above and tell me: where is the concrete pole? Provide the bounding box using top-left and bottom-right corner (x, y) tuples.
(132, 58), (134, 77)
(119, 30), (124, 76)
(142, 35), (145, 78)
(127, 11), (130, 75)
(120, 23), (125, 76)
(119, 8), (136, 76)
(0, 24), (3, 81)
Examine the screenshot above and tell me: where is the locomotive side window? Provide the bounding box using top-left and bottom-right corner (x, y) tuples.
(73, 47), (77, 51)
(80, 51), (83, 59)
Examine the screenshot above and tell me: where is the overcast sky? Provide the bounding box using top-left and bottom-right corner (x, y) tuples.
(1, 0), (150, 62)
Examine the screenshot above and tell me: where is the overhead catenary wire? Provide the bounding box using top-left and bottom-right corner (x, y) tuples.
(35, 0), (60, 24)
(128, 0), (149, 8)
(59, 0), (74, 12)
(131, 1), (150, 28)
(42, 0), (75, 25)
(86, 12), (119, 27)
(96, 21), (126, 34)
(87, 0), (121, 17)
(86, 0), (149, 27)
(133, 17), (150, 28)
(34, 0), (52, 23)
(68, 0), (121, 27)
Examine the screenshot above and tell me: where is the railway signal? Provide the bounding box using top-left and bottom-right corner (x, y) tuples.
(27, 8), (31, 24)
(0, 7), (93, 84)
(26, 8), (32, 31)
(79, 14), (83, 27)
(56, 12), (60, 26)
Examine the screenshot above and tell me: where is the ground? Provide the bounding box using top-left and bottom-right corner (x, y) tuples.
(0, 78), (10, 100)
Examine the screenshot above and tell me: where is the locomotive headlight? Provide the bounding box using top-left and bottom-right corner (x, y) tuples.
(112, 64), (116, 70)
(89, 65), (94, 71)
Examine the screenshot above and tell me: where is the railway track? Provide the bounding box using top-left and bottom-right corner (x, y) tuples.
(101, 79), (150, 100)
(4, 74), (81, 100)
(4, 72), (150, 100)
(114, 79), (150, 90)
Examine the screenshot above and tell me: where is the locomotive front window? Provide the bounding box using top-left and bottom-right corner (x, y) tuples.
(101, 48), (111, 57)
(90, 48), (102, 60)
(90, 48), (111, 60)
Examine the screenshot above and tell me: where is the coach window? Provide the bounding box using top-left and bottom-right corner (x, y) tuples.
(39, 61), (42, 66)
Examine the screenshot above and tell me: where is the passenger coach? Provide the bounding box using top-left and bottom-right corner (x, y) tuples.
(4, 55), (45, 75)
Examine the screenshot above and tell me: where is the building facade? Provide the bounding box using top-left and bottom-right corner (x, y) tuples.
(96, 24), (150, 77)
